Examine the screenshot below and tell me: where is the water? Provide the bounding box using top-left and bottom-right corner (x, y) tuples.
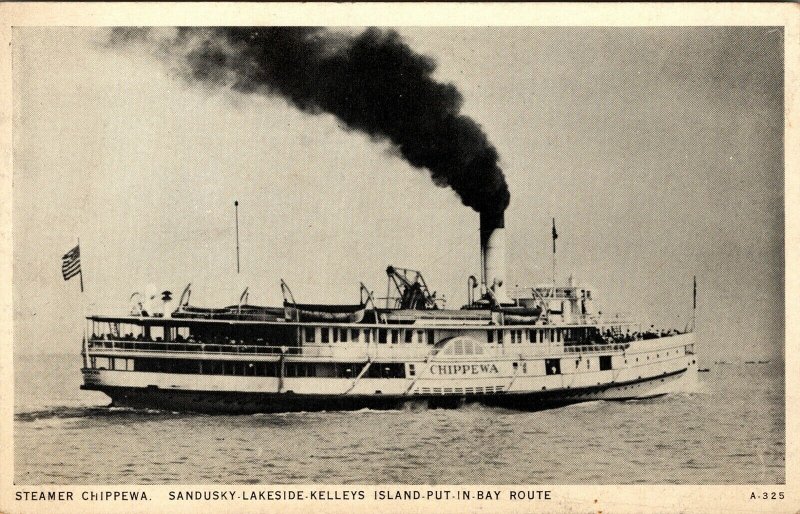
(14, 353), (784, 484)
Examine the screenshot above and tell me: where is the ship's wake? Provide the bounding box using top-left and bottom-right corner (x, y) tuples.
(14, 405), (180, 423)
(560, 400), (605, 410)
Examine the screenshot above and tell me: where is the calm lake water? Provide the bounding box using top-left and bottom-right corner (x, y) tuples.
(14, 353), (784, 485)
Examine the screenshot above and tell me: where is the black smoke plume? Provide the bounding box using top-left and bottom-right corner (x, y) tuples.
(111, 27), (510, 227)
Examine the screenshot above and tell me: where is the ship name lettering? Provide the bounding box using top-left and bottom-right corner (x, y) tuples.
(429, 364), (499, 375)
(81, 491), (149, 501)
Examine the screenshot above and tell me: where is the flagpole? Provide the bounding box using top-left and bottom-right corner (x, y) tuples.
(691, 275), (697, 332)
(235, 200), (240, 274)
(551, 218), (557, 295)
(78, 237), (84, 292)
(77, 237), (87, 368)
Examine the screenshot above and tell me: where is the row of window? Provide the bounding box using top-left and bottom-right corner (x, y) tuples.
(91, 357), (408, 379)
(488, 327), (593, 344)
(286, 362), (406, 379)
(132, 358), (281, 376)
(92, 324), (604, 348)
(309, 327), (436, 345)
(307, 327), (599, 346)
(623, 348), (683, 365)
(92, 351), (682, 379)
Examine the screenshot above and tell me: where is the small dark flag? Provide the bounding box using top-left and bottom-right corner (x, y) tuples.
(693, 276), (697, 310)
(62, 245), (81, 281)
(552, 218), (558, 253)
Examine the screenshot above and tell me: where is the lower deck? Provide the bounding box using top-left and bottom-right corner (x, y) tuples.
(84, 365), (696, 414)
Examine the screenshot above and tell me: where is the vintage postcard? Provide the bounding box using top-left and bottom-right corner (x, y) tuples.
(0, 3), (797, 513)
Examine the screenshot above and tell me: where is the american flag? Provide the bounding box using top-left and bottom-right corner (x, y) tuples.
(61, 244), (81, 281)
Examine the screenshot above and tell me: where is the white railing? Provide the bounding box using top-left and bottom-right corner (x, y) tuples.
(88, 337), (686, 360)
(86, 338), (435, 360)
(88, 339), (289, 356)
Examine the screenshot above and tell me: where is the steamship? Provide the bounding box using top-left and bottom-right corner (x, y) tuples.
(81, 215), (697, 413)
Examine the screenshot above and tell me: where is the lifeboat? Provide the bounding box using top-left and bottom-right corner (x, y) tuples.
(170, 284), (284, 321)
(283, 302), (366, 323)
(172, 305), (232, 319)
(494, 305), (543, 324)
(227, 304), (285, 321)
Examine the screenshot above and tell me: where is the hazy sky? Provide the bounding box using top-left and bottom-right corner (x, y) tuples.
(13, 27), (783, 361)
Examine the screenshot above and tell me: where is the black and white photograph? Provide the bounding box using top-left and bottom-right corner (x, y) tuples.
(2, 3), (796, 513)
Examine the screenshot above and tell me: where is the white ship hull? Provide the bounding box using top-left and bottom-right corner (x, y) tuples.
(82, 333), (697, 414)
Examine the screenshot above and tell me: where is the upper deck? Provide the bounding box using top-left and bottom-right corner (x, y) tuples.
(87, 313), (627, 330)
(85, 271), (689, 364)
(84, 309), (686, 364)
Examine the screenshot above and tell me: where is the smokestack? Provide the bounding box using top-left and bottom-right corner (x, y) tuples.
(480, 211), (508, 304)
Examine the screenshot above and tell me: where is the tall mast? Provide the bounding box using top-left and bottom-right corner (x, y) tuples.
(235, 200), (240, 274)
(691, 275), (697, 331)
(551, 218), (558, 295)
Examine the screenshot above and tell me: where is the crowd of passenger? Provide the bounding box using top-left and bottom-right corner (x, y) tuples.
(89, 332), (287, 353)
(597, 327), (685, 344)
